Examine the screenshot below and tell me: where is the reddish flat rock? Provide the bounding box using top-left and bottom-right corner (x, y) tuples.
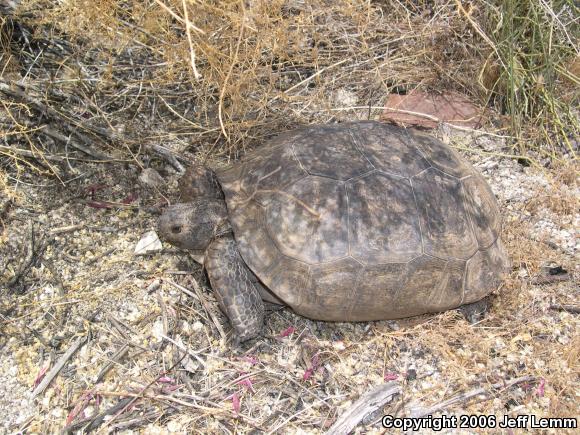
(382, 91), (483, 129)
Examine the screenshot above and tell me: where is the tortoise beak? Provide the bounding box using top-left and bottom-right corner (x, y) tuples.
(158, 201), (219, 254)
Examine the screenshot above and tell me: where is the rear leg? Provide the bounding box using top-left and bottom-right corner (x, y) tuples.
(458, 297), (491, 324)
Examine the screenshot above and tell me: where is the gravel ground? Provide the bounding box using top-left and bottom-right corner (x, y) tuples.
(0, 126), (577, 433)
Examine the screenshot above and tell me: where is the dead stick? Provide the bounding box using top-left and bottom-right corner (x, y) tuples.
(326, 382), (402, 435)
(407, 375), (536, 418)
(0, 81), (111, 159)
(166, 278), (228, 345)
(161, 334), (207, 368)
(97, 353), (188, 432)
(41, 124), (110, 160)
(157, 289), (169, 337)
(7, 222), (48, 288)
(533, 274), (571, 285)
(549, 304), (580, 314)
(61, 397), (134, 434)
(49, 224), (85, 235)
(0, 145), (67, 162)
(150, 144), (185, 173)
(31, 336), (87, 398)
(94, 344), (130, 384)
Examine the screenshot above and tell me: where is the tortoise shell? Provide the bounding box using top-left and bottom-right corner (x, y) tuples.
(216, 121), (509, 321)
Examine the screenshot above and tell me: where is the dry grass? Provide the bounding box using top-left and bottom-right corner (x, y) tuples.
(1, 1), (577, 173)
(0, 0), (578, 433)
(479, 0), (579, 155)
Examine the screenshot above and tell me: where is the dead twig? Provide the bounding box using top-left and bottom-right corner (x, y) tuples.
(150, 144), (185, 173)
(97, 352), (188, 432)
(0, 198), (12, 233)
(166, 277), (228, 345)
(6, 222), (49, 289)
(94, 344), (130, 384)
(217, 0), (245, 141)
(181, 0), (202, 80)
(549, 304), (580, 314)
(325, 382), (402, 435)
(532, 274), (572, 285)
(31, 335), (87, 398)
(61, 397), (134, 434)
(157, 289), (169, 338)
(0, 144), (67, 162)
(406, 375), (537, 418)
(40, 124), (110, 161)
(160, 334), (207, 368)
(0, 80), (111, 160)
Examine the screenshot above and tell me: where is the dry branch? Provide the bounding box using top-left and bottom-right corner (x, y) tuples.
(61, 397), (134, 434)
(406, 376), (537, 418)
(94, 344), (130, 384)
(6, 222), (48, 288)
(0, 81), (112, 160)
(166, 277), (228, 345)
(326, 382), (401, 435)
(150, 144), (185, 173)
(533, 274), (572, 285)
(31, 336), (87, 398)
(549, 304), (580, 314)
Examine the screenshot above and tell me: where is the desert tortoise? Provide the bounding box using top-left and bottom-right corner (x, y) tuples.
(159, 121), (510, 342)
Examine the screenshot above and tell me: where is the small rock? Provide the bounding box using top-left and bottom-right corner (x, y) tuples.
(333, 88), (358, 107)
(138, 168), (165, 188)
(134, 230), (163, 255)
(151, 318), (165, 342)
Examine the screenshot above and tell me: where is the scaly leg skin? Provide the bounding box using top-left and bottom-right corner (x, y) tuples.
(458, 297), (491, 324)
(205, 234), (264, 343)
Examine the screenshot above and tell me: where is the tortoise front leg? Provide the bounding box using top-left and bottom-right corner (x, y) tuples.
(205, 234), (264, 343)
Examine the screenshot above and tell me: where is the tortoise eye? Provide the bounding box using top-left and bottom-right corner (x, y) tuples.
(171, 225), (182, 234)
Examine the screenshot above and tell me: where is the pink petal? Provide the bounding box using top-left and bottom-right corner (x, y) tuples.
(33, 364), (49, 388)
(162, 385), (180, 392)
(384, 372), (399, 381)
(243, 356), (259, 365)
(65, 409), (77, 426)
(232, 392), (241, 414)
(279, 326), (295, 338)
(536, 378), (545, 397)
(237, 378), (254, 392)
(65, 389), (93, 425)
(157, 376), (175, 384)
(303, 353), (321, 381)
(85, 183), (107, 196)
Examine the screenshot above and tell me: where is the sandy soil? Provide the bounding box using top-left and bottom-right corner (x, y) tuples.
(0, 126), (578, 433)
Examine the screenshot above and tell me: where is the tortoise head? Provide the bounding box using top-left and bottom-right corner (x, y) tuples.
(158, 166), (229, 261)
(158, 199), (229, 254)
